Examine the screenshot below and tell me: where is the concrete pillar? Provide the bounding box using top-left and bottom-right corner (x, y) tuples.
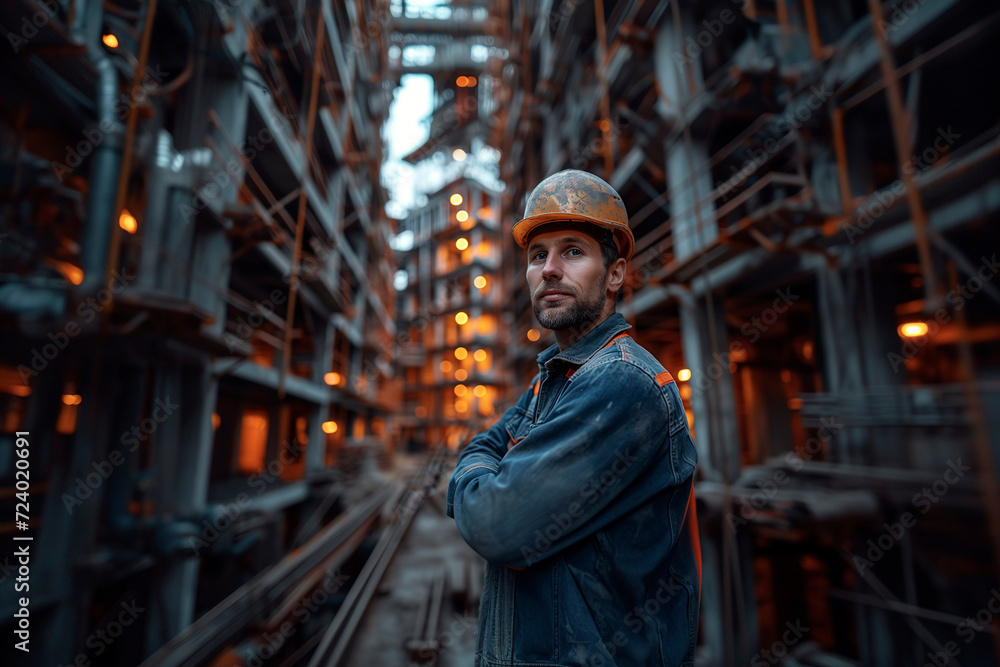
(680, 293), (742, 482)
(144, 356), (216, 649)
(814, 265), (867, 463)
(655, 8), (718, 262)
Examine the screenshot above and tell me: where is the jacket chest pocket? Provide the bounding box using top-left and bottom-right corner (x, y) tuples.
(504, 406), (532, 446)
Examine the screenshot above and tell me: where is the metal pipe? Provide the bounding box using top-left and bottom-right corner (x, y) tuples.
(77, 0), (125, 296)
(102, 0), (158, 302)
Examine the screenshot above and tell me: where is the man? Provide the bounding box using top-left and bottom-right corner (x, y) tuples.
(447, 170), (701, 666)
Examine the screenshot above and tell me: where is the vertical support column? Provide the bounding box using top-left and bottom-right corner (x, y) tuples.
(308, 318), (335, 472)
(144, 356), (215, 650)
(814, 264), (866, 463)
(654, 7), (718, 261)
(679, 294), (741, 483)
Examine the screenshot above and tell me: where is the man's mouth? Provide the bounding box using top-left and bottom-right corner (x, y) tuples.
(538, 289), (572, 303)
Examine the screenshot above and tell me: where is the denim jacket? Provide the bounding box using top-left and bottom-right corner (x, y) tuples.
(447, 313), (701, 666)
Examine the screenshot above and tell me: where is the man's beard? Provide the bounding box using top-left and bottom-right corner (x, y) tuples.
(532, 277), (607, 331)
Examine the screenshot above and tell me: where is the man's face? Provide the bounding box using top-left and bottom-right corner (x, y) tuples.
(526, 228), (609, 331)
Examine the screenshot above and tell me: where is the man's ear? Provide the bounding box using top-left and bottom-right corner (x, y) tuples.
(606, 257), (626, 294)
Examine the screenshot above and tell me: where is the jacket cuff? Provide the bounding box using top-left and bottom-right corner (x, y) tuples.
(446, 461), (499, 518)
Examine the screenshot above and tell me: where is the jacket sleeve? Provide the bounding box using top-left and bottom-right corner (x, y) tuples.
(446, 375), (538, 518)
(450, 361), (679, 567)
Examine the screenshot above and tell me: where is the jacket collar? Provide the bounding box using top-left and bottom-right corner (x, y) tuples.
(537, 313), (632, 368)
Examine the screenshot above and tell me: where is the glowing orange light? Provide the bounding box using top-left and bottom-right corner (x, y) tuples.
(440, 360), (453, 373)
(322, 421), (338, 434)
(450, 193), (463, 205)
(62, 394), (82, 405)
(119, 209), (137, 234)
(474, 276), (487, 289)
(455, 237), (469, 251)
(453, 148), (467, 161)
(455, 369), (468, 381)
(455, 311), (469, 325)
(455, 347), (468, 360)
(415, 406), (427, 418)
(599, 119), (610, 131)
(473, 385), (487, 398)
(677, 368), (692, 382)
(898, 322), (929, 338)
(468, 76), (477, 86)
(473, 349), (487, 362)
(324, 372), (341, 385)
(527, 329), (540, 342)
(212, 412), (221, 430)
(64, 265), (84, 285)
(454, 385), (468, 397)
(102, 34), (119, 48)
(456, 75), (469, 87)
(455, 399), (468, 412)
(456, 210), (469, 222)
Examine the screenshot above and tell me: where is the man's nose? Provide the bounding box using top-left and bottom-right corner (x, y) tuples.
(541, 254), (563, 280)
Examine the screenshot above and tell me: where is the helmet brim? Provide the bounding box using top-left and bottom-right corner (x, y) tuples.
(513, 213), (634, 261)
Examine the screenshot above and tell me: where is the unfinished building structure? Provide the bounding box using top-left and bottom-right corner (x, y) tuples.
(0, 0), (397, 664)
(394, 177), (508, 451)
(491, 0), (1000, 664)
(1, 0), (999, 665)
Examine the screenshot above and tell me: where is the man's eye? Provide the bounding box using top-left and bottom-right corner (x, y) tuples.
(531, 251), (546, 261)
(566, 248), (582, 256)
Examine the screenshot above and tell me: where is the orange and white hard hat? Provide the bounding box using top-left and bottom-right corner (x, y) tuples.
(512, 169), (634, 261)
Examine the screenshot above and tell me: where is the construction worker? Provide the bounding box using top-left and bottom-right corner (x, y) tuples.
(447, 169), (701, 666)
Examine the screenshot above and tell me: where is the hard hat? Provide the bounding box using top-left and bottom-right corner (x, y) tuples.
(512, 169), (634, 261)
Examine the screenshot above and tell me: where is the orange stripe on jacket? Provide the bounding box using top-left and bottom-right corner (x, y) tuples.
(604, 332), (630, 348)
(685, 485), (702, 595)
